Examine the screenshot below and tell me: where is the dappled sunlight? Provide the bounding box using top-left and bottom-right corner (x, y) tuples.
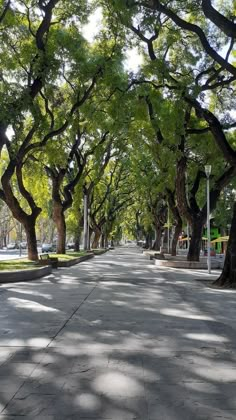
(0, 247), (236, 418)
(75, 393), (101, 410)
(93, 371), (143, 397)
(191, 366), (236, 382)
(185, 333), (229, 343)
(160, 308), (215, 321)
(8, 297), (59, 313)
(4, 288), (52, 300)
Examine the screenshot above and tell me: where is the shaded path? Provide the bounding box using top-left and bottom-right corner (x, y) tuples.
(0, 246), (236, 419)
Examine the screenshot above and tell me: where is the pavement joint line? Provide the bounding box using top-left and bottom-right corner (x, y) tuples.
(0, 349), (49, 414)
(45, 280), (100, 348)
(1, 279), (100, 414)
(1, 377), (28, 414)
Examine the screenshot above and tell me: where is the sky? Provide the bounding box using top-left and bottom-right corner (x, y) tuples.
(82, 7), (143, 73)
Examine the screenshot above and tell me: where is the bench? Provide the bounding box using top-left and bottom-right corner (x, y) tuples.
(39, 254), (58, 269)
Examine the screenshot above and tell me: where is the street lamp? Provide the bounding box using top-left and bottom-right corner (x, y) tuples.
(185, 172), (190, 251)
(167, 205), (170, 254)
(87, 208), (90, 251)
(83, 185), (88, 251)
(205, 165), (211, 274)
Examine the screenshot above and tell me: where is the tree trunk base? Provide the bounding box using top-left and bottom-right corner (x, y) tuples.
(187, 254), (200, 262)
(212, 273), (236, 289)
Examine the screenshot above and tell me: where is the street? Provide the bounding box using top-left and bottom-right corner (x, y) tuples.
(0, 250), (27, 261)
(0, 247), (236, 419)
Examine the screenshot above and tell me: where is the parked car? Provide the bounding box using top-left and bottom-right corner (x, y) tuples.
(7, 243), (17, 250)
(42, 243), (57, 253)
(19, 241), (27, 249)
(67, 242), (75, 250)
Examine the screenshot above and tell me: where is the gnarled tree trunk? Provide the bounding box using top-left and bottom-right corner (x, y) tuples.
(187, 218), (204, 262)
(92, 227), (101, 249)
(172, 221), (182, 257)
(213, 202), (236, 288)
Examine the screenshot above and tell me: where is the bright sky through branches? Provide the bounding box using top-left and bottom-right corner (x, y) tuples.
(82, 7), (143, 72)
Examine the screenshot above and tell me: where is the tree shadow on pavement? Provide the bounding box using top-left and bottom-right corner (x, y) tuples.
(0, 250), (236, 419)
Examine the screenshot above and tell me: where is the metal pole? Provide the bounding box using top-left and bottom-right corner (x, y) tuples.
(87, 209), (90, 250)
(186, 173), (190, 251)
(83, 194), (88, 250)
(167, 205), (170, 254)
(207, 176), (211, 274)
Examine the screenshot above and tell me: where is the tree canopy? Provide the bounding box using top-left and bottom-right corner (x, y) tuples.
(0, 1), (236, 286)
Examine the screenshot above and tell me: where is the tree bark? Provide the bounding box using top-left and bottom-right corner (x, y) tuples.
(24, 219), (38, 261)
(92, 227), (101, 249)
(104, 234), (109, 249)
(172, 221), (182, 257)
(101, 234), (105, 248)
(144, 232), (152, 249)
(202, 0), (236, 39)
(166, 188), (183, 256)
(213, 202), (236, 288)
(74, 235), (80, 252)
(53, 203), (66, 254)
(187, 218), (204, 262)
(152, 224), (162, 251)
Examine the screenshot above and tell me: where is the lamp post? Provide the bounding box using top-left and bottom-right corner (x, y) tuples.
(185, 172), (190, 251)
(205, 165), (211, 274)
(87, 208), (90, 251)
(83, 185), (88, 251)
(167, 205), (170, 254)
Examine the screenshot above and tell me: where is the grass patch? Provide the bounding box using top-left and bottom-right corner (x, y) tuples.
(92, 248), (107, 255)
(48, 251), (88, 261)
(0, 251), (91, 271)
(0, 259), (38, 271)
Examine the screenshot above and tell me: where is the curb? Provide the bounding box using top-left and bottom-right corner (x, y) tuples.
(0, 250), (109, 283)
(154, 259), (220, 269)
(0, 265), (52, 284)
(58, 253), (94, 267)
(92, 249), (110, 256)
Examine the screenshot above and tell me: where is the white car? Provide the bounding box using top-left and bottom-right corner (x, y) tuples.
(7, 243), (17, 250)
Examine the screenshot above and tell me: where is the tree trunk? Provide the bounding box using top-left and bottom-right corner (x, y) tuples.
(92, 228), (101, 249)
(187, 218), (204, 261)
(104, 234), (108, 248)
(172, 221), (182, 256)
(101, 234), (105, 248)
(53, 204), (66, 254)
(74, 229), (81, 252)
(144, 232), (152, 249)
(24, 220), (38, 261)
(166, 188), (183, 257)
(213, 202), (236, 288)
(152, 225), (162, 251)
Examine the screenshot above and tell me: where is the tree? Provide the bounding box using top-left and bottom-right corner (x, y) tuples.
(0, 2), (122, 259)
(104, 0), (236, 268)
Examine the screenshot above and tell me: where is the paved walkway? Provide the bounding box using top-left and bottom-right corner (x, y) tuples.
(0, 246), (236, 419)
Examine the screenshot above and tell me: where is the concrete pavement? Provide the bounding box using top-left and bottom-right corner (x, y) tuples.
(0, 246), (236, 419)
